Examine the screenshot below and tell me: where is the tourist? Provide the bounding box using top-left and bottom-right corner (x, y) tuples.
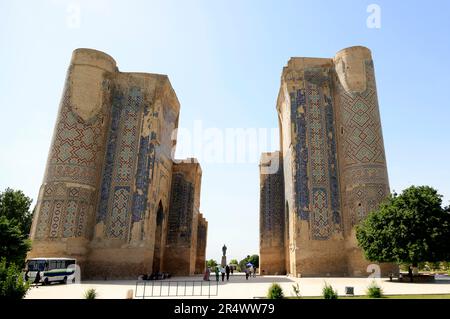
(245, 268), (249, 280)
(253, 267), (257, 278)
(249, 265), (254, 278)
(215, 267), (220, 282)
(33, 271), (41, 287)
(220, 266), (226, 281)
(231, 265), (234, 276)
(225, 265), (230, 281)
(203, 267), (210, 281)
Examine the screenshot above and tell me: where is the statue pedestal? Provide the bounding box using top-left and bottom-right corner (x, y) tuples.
(221, 256), (227, 267)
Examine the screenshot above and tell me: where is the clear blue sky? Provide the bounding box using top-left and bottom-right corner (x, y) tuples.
(1, 0), (449, 263)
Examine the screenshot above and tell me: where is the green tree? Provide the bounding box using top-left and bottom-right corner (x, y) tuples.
(229, 259), (238, 265)
(0, 216), (31, 267)
(207, 259), (218, 270)
(356, 186), (450, 268)
(248, 255), (259, 268)
(0, 188), (33, 236)
(238, 254), (259, 271)
(0, 258), (30, 299)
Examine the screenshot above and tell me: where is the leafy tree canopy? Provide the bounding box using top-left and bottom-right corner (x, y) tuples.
(206, 259), (218, 269)
(229, 259), (238, 265)
(0, 216), (31, 267)
(238, 254), (259, 271)
(0, 188), (33, 235)
(0, 258), (30, 299)
(356, 186), (450, 265)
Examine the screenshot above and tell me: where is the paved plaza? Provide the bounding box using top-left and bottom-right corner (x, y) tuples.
(25, 273), (450, 299)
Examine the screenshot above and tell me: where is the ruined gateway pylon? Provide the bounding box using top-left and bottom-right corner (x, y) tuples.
(28, 49), (207, 279)
(259, 46), (398, 277)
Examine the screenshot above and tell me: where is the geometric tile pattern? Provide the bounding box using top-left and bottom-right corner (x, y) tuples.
(108, 186), (131, 239)
(311, 188), (329, 239)
(260, 155), (285, 247)
(46, 77), (107, 187)
(337, 61), (386, 166)
(76, 203), (87, 237)
(131, 135), (156, 223)
(50, 200), (64, 238)
(36, 200), (51, 239)
(97, 86), (148, 239)
(290, 89), (310, 220)
(35, 183), (94, 239)
(115, 88), (140, 183)
(290, 67), (342, 240)
(97, 93), (123, 223)
(167, 173), (194, 245)
(336, 60), (390, 226)
(34, 68), (109, 241)
(63, 200), (77, 237)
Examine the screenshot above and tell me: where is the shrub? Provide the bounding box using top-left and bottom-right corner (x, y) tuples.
(0, 258), (30, 299)
(322, 282), (338, 299)
(84, 288), (97, 299)
(267, 283), (284, 299)
(366, 281), (383, 298)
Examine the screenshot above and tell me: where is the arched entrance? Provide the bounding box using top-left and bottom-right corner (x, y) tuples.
(152, 201), (164, 272)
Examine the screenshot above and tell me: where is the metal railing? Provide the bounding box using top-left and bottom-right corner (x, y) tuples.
(135, 279), (219, 298)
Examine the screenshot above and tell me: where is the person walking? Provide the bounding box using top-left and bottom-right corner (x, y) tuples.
(253, 267), (257, 278)
(225, 265), (230, 281)
(203, 267), (210, 281)
(245, 268), (249, 280)
(215, 267), (220, 282)
(220, 266), (226, 282)
(33, 271), (41, 287)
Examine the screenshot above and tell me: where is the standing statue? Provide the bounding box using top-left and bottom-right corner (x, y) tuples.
(222, 244), (227, 257)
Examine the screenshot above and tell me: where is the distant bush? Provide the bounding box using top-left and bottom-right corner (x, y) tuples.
(84, 288), (97, 299)
(0, 258), (30, 299)
(366, 281), (383, 298)
(322, 283), (338, 299)
(267, 283), (284, 299)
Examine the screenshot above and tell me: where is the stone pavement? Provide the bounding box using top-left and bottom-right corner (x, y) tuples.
(25, 273), (450, 299)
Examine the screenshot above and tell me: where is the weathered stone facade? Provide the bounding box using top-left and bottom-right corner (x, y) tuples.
(28, 49), (207, 279)
(260, 46), (398, 277)
(163, 161), (203, 275)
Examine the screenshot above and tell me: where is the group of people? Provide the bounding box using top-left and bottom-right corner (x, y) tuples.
(244, 265), (257, 280)
(140, 272), (171, 280)
(203, 264), (233, 282)
(203, 264), (258, 281)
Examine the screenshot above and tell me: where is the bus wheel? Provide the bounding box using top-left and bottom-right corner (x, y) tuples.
(62, 276), (67, 284)
(43, 278), (49, 286)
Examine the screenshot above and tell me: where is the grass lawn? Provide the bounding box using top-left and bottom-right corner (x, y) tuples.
(295, 294), (450, 299)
